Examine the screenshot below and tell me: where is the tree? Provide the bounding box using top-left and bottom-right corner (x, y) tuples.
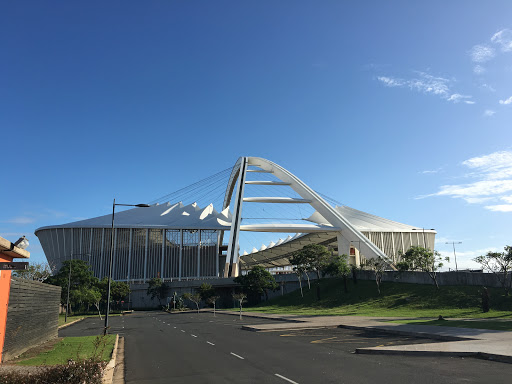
(397, 246), (448, 289)
(232, 292), (247, 320)
(474, 246), (512, 295)
(362, 257), (386, 294)
(234, 266), (278, 301)
(293, 264), (306, 298)
(146, 277), (167, 306)
(323, 254), (351, 293)
(290, 244), (330, 300)
(183, 292), (202, 313)
(13, 262), (54, 282)
(98, 278), (131, 307)
(206, 295), (220, 317)
(82, 287), (102, 319)
(48, 259), (98, 310)
(198, 283), (215, 301)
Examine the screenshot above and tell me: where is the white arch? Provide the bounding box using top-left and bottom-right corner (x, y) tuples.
(222, 157), (391, 276)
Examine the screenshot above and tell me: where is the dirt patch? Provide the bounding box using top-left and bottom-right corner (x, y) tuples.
(7, 337), (63, 364)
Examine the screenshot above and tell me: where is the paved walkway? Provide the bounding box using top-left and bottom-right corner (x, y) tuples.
(217, 310), (512, 363)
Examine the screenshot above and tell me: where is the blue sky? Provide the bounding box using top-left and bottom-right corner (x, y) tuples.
(2, 1), (512, 270)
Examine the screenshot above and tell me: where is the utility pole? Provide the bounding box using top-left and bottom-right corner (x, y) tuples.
(446, 242), (462, 272)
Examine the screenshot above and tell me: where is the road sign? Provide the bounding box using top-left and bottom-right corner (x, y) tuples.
(0, 262), (29, 270)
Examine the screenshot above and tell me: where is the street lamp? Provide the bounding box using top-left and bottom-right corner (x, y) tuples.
(104, 199), (150, 335)
(446, 241), (462, 272)
(412, 228), (435, 249)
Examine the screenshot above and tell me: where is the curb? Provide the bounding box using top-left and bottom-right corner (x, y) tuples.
(336, 324), (466, 342)
(355, 348), (512, 364)
(58, 317), (85, 330)
(212, 310), (304, 323)
(102, 334), (119, 384)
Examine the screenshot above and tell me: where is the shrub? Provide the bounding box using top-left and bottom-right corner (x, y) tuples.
(0, 359), (106, 384)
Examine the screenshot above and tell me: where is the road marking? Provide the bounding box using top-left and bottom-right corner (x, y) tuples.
(230, 352), (244, 360)
(275, 373), (299, 384)
(174, 326), (176, 329)
(191, 334), (197, 338)
(207, 341), (215, 346)
(311, 337), (337, 344)
(181, 330), (185, 332)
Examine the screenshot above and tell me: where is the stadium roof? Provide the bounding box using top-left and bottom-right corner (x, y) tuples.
(35, 202), (232, 233)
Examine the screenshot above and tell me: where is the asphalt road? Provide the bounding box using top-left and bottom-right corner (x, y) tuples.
(60, 312), (512, 384)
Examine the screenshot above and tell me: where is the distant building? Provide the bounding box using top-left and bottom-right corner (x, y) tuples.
(35, 157), (435, 282)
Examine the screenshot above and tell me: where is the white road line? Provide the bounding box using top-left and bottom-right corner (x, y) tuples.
(191, 334), (197, 337)
(181, 330), (185, 333)
(174, 326), (176, 329)
(230, 352), (244, 360)
(275, 374), (299, 384)
(207, 341), (215, 346)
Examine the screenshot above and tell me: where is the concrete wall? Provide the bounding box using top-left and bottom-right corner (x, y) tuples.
(127, 270), (509, 308)
(129, 278), (240, 309)
(355, 270), (508, 288)
(2, 278), (61, 362)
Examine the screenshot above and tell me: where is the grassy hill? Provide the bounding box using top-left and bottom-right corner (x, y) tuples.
(245, 278), (512, 318)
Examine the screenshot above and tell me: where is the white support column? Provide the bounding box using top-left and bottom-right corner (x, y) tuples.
(63, 228), (66, 261)
(127, 228), (133, 281)
(337, 232), (351, 263)
(391, 232), (396, 263)
(179, 230), (183, 281)
(143, 228), (149, 283)
(161, 229), (165, 280)
(216, 231), (221, 278)
(100, 228), (105, 278)
(112, 228), (118, 280)
(197, 230), (201, 278)
(225, 157), (248, 277)
(89, 228), (93, 264)
(401, 232), (405, 254)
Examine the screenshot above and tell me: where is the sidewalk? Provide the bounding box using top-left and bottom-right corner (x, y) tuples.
(216, 310), (512, 363)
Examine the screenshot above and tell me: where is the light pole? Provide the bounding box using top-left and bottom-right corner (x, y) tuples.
(446, 241), (462, 272)
(412, 228), (435, 249)
(104, 199), (150, 335)
(65, 253), (90, 323)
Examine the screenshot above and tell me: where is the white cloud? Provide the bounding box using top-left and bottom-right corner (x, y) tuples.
(421, 151), (512, 213)
(421, 168), (442, 174)
(4, 217), (36, 224)
(463, 197), (494, 204)
(377, 76), (404, 87)
(473, 65), (486, 74)
(484, 204), (512, 212)
(447, 93), (472, 103)
(499, 96), (512, 105)
(377, 72), (473, 104)
(462, 151), (512, 179)
(483, 109), (496, 117)
(469, 44), (496, 63)
(480, 83), (496, 92)
(491, 29), (512, 52)
(501, 195), (512, 203)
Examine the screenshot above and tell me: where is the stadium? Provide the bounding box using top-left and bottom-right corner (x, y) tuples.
(35, 157), (435, 282)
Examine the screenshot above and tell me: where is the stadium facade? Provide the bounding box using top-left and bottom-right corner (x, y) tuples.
(35, 157), (435, 282)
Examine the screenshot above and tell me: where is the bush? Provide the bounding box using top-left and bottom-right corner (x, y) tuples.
(0, 359), (105, 384)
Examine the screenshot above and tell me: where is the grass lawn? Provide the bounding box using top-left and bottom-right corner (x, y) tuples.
(387, 318), (512, 331)
(241, 278), (512, 319)
(17, 335), (116, 366)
